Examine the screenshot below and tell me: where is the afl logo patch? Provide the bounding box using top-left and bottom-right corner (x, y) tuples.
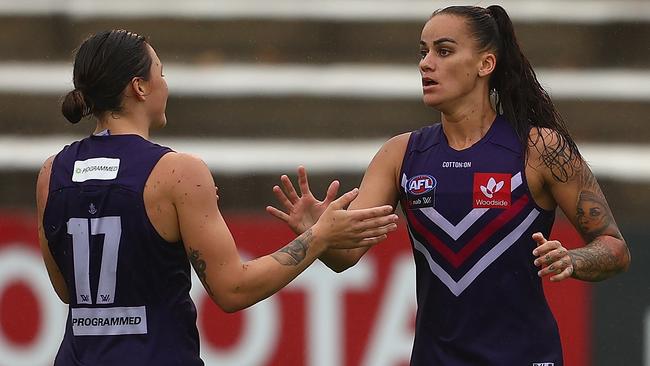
(407, 175), (437, 195)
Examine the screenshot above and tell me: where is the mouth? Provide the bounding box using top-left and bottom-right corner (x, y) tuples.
(422, 77), (438, 87)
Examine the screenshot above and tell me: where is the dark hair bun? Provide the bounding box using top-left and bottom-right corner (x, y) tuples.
(61, 89), (89, 124)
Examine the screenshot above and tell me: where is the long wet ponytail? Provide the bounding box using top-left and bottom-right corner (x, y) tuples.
(432, 5), (582, 182)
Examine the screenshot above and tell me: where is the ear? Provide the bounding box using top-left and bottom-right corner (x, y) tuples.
(130, 77), (149, 101)
(478, 52), (496, 77)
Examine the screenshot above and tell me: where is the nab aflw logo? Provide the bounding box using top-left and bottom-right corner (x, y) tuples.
(407, 175), (436, 195)
(473, 173), (511, 208)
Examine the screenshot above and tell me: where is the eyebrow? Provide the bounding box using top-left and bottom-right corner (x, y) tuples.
(433, 37), (457, 46)
(419, 38), (457, 47)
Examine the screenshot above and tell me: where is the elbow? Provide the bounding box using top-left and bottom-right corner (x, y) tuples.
(211, 290), (254, 313)
(213, 296), (246, 313)
(220, 303), (245, 314)
(607, 237), (631, 276)
(325, 257), (361, 273)
(619, 240), (631, 273)
(327, 263), (354, 273)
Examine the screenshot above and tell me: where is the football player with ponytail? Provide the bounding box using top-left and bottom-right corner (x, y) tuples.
(268, 5), (630, 365)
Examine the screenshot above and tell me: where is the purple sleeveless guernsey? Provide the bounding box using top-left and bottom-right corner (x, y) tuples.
(399, 116), (562, 365)
(43, 134), (204, 366)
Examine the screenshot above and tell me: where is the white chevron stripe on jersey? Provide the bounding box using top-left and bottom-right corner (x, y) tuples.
(410, 208), (540, 296)
(401, 172), (523, 240)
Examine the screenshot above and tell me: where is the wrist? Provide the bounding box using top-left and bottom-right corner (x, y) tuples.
(568, 250), (578, 278)
(305, 225), (327, 256)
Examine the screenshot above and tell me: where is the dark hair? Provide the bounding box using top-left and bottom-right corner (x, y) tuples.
(431, 5), (582, 182)
(61, 30), (152, 124)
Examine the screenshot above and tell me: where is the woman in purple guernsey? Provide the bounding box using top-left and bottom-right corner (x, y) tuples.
(268, 5), (630, 365)
(35, 30), (399, 366)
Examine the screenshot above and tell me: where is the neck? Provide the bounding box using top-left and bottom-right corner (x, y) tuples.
(439, 94), (496, 150)
(94, 113), (150, 140)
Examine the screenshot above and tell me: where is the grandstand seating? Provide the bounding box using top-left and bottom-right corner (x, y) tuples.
(0, 0), (648, 223)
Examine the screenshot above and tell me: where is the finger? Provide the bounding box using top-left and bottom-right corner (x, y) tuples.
(532, 239), (559, 257)
(280, 174), (300, 204)
(272, 185), (294, 212)
(356, 223), (398, 238)
(359, 234), (389, 246)
(323, 180), (340, 205)
(266, 205), (290, 222)
(329, 188), (359, 209)
(339, 234), (388, 249)
(297, 166), (311, 196)
(354, 215), (399, 232)
(550, 266), (573, 282)
(347, 205), (395, 221)
(533, 245), (567, 267)
(532, 232), (547, 248)
(537, 260), (562, 277)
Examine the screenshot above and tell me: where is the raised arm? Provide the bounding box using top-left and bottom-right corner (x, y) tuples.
(169, 153), (398, 312)
(529, 129), (630, 282)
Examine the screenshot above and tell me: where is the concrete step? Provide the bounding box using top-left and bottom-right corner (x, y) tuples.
(1, 16), (649, 68)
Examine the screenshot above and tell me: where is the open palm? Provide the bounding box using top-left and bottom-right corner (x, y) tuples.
(266, 166), (340, 235)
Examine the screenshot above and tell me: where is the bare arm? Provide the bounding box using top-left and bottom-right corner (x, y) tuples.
(317, 134), (409, 272)
(169, 154), (398, 312)
(530, 129), (630, 282)
(36, 155), (69, 303)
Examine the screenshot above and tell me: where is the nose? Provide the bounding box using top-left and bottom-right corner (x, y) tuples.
(419, 52), (435, 73)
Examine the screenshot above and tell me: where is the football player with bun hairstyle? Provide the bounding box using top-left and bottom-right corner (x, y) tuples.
(268, 5), (630, 365)
(37, 29), (399, 365)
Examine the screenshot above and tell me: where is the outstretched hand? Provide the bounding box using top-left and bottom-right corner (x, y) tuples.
(532, 232), (574, 282)
(266, 166), (339, 234)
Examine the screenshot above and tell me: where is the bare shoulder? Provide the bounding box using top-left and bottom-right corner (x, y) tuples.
(371, 132), (411, 165)
(153, 152), (213, 183)
(153, 152), (216, 199)
(382, 132), (411, 153)
(368, 132), (411, 177)
(158, 152), (209, 170)
(526, 126), (582, 184)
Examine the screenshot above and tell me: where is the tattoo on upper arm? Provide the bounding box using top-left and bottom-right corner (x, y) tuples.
(189, 247), (214, 297)
(574, 164), (622, 241)
(271, 229), (312, 266)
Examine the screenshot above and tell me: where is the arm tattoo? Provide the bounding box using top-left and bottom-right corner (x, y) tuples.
(570, 164), (628, 281)
(574, 165), (622, 241)
(569, 239), (623, 281)
(271, 229), (313, 266)
(189, 247), (214, 297)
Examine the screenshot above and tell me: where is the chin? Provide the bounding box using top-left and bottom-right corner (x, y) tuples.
(422, 95), (445, 109)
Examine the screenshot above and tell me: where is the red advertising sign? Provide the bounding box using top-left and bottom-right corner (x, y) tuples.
(0, 212), (589, 366)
